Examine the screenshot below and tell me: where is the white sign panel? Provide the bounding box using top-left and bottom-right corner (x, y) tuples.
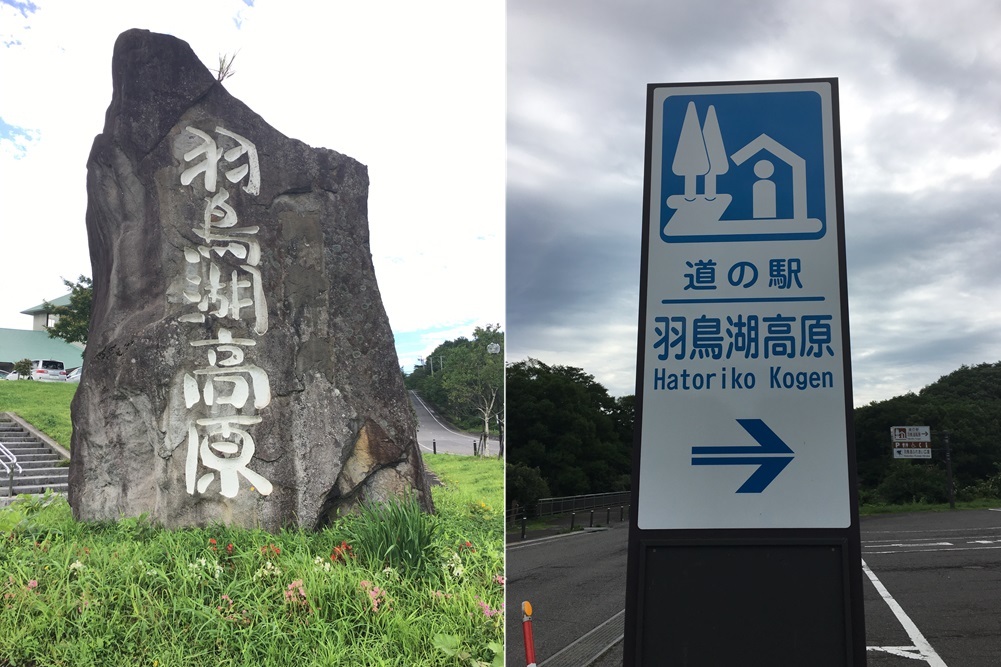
(891, 425), (930, 442)
(891, 426), (932, 459)
(893, 444), (932, 459)
(638, 80), (850, 529)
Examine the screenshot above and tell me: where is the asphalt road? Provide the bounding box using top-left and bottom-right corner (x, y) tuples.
(862, 509), (1001, 666)
(507, 509), (1001, 666)
(506, 525), (629, 667)
(409, 390), (491, 456)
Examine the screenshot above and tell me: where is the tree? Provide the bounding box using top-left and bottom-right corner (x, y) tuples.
(43, 276), (92, 345)
(12, 358), (31, 379)
(440, 325), (504, 457)
(506, 358), (632, 497)
(506, 462), (551, 515)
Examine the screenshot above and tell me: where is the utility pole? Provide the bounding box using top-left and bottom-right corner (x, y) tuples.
(944, 430), (955, 509)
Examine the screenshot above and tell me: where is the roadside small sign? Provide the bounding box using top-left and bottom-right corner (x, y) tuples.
(891, 425), (932, 459)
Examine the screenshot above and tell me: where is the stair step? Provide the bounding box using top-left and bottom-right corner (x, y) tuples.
(3, 450), (54, 460)
(12, 465), (67, 476)
(0, 421), (70, 485)
(1, 483), (69, 497)
(4, 453), (59, 463)
(13, 459), (64, 470)
(6, 467), (68, 480)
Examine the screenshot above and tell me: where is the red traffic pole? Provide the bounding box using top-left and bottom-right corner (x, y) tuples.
(522, 600), (537, 666)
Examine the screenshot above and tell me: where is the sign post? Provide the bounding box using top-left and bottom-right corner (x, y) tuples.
(626, 78), (865, 665)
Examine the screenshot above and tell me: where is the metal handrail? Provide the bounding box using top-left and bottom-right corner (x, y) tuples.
(0, 440), (22, 498)
(507, 490), (632, 521)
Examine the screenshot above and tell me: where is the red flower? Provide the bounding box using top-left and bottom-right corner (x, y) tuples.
(330, 540), (355, 563)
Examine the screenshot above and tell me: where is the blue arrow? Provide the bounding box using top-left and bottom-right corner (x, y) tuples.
(691, 419), (794, 493)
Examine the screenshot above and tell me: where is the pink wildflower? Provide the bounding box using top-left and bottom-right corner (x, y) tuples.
(474, 595), (502, 618)
(359, 580), (391, 613)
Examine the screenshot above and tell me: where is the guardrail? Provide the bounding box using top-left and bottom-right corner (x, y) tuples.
(536, 491), (630, 517)
(0, 440), (23, 498)
(507, 491), (631, 523)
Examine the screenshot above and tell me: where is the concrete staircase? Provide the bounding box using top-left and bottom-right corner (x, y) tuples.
(0, 414), (69, 503)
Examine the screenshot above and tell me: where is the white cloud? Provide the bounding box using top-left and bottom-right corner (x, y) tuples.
(507, 0), (1001, 406)
(0, 1), (504, 354)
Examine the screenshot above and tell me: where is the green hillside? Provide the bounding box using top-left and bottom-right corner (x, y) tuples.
(855, 362), (1001, 504)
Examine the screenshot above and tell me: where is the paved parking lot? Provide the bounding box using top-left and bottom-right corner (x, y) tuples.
(507, 509), (1001, 666)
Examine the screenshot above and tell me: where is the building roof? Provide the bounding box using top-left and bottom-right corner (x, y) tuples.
(0, 328), (84, 369)
(20, 294), (72, 315)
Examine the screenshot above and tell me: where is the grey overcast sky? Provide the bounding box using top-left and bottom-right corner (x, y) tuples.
(507, 0), (1001, 406)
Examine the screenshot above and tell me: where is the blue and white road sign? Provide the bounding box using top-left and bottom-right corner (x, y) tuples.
(638, 80), (852, 529)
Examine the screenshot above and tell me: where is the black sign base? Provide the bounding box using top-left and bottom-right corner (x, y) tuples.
(629, 538), (864, 666)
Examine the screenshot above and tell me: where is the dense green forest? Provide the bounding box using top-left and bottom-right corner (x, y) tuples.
(506, 359), (633, 510)
(404, 325), (504, 453)
(506, 358), (1001, 512)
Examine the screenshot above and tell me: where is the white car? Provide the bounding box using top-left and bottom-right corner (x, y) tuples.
(29, 359), (67, 382)
(66, 367), (82, 383)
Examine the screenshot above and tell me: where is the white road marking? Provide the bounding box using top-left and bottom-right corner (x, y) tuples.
(410, 390), (472, 439)
(863, 559), (947, 666)
(865, 544), (1001, 555)
(506, 530), (589, 552)
(867, 542), (953, 548)
(868, 646), (932, 660)
(864, 525), (1001, 535)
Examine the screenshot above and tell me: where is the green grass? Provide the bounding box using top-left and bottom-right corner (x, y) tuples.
(859, 497), (1001, 516)
(0, 380), (76, 447)
(0, 455), (504, 667)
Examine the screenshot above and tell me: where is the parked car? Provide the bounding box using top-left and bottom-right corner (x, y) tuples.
(29, 359), (67, 382)
(66, 366), (82, 383)
(5, 371), (28, 380)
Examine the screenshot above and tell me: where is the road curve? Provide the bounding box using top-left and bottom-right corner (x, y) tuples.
(409, 390), (486, 456)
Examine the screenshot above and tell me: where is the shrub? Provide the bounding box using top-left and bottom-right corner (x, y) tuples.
(12, 358), (31, 378)
(342, 494), (441, 579)
(875, 462), (949, 504)
(505, 462), (550, 516)
(957, 468), (1001, 501)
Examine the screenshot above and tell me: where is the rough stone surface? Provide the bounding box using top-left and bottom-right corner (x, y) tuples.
(69, 28), (433, 531)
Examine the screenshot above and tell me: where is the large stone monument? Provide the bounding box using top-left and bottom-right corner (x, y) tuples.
(68, 28), (434, 531)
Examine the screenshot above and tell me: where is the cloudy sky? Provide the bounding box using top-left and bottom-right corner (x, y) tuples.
(507, 0), (1001, 406)
(0, 0), (504, 372)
